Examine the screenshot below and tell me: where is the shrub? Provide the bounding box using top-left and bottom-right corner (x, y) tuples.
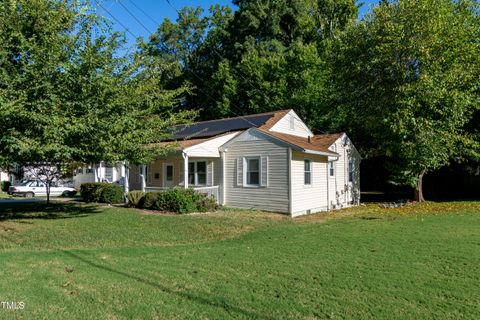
(80, 183), (100, 202)
(127, 191), (145, 208)
(80, 182), (124, 204)
(154, 188), (218, 214)
(1, 181), (11, 192)
(99, 185), (124, 204)
(143, 192), (161, 209)
(195, 195), (218, 212)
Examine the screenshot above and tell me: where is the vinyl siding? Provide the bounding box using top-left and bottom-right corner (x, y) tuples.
(327, 135), (361, 209)
(225, 139), (289, 213)
(269, 110), (312, 138)
(291, 151), (329, 216)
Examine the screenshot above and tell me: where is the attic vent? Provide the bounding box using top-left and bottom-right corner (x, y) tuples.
(289, 114), (295, 130)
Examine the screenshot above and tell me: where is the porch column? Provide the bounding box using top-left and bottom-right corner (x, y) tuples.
(121, 161), (129, 194)
(140, 164), (146, 192)
(94, 163), (99, 182)
(182, 152), (188, 189)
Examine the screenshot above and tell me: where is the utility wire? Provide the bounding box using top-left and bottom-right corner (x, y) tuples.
(99, 3), (137, 39)
(127, 0), (161, 26)
(118, 1), (155, 35)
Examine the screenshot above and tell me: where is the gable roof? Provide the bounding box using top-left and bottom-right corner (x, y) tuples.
(172, 110), (290, 140)
(259, 130), (342, 156)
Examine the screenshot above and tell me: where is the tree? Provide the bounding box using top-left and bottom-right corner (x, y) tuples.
(330, 0), (480, 201)
(145, 0), (357, 124)
(0, 0), (193, 202)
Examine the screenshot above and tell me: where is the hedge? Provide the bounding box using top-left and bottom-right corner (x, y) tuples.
(126, 188), (218, 214)
(80, 182), (124, 204)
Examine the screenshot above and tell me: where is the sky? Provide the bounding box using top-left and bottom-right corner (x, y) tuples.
(97, 0), (380, 50)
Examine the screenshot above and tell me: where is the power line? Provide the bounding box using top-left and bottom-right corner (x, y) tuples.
(99, 3), (137, 40)
(118, 1), (155, 35)
(127, 0), (160, 26)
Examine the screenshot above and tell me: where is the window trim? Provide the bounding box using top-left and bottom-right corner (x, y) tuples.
(348, 160), (354, 183)
(304, 159), (312, 186)
(188, 160), (207, 186)
(329, 161), (335, 177)
(244, 156), (261, 187)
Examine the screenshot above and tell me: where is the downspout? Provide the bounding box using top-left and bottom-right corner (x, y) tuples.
(288, 147), (293, 216)
(344, 145), (347, 206)
(221, 150), (226, 206)
(326, 159), (330, 211)
(182, 151), (188, 189)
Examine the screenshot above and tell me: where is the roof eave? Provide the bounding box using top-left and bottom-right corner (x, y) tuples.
(303, 149), (339, 157)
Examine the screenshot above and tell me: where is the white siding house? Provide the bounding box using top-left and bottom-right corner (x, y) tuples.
(129, 109), (361, 217)
(0, 170), (9, 183)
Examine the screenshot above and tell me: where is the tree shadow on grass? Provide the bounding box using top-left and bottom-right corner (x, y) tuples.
(62, 250), (274, 320)
(0, 203), (102, 221)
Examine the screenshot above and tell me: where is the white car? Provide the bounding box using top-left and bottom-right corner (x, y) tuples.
(8, 180), (77, 198)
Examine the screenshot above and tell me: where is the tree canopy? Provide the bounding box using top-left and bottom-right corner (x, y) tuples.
(330, 0), (480, 200)
(0, 0), (193, 171)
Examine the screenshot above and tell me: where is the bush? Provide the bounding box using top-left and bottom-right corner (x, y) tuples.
(1, 181), (11, 192)
(127, 191), (145, 208)
(195, 195), (218, 212)
(80, 182), (124, 204)
(143, 192), (161, 209)
(154, 188), (218, 214)
(99, 185), (124, 204)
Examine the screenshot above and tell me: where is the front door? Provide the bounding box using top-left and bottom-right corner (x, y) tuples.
(163, 164), (174, 187)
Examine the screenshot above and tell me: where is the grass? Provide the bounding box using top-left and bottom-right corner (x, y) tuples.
(0, 191), (13, 199)
(0, 201), (478, 319)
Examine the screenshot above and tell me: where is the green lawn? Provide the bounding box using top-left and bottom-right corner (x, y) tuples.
(0, 191), (12, 199)
(0, 202), (479, 319)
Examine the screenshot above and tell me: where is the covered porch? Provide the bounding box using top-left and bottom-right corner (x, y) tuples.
(128, 133), (237, 204)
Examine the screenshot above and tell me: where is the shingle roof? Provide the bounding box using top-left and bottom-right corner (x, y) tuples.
(172, 110), (290, 140)
(259, 130), (342, 156)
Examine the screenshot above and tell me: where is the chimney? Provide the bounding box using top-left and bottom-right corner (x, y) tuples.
(308, 136), (311, 143)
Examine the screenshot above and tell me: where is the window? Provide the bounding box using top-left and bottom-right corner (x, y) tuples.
(188, 161), (207, 185)
(329, 161), (335, 177)
(188, 162), (195, 185)
(348, 160), (354, 182)
(304, 159), (312, 185)
(166, 165), (173, 182)
(246, 157), (260, 186)
(197, 161), (206, 185)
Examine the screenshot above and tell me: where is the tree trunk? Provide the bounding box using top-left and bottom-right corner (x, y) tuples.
(414, 170), (426, 202)
(46, 183), (50, 205)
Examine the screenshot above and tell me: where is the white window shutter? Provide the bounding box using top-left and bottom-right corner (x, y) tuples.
(261, 156), (268, 187)
(236, 157), (243, 187)
(207, 161), (213, 186)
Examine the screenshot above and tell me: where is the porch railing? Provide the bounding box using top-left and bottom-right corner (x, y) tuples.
(144, 185), (220, 202)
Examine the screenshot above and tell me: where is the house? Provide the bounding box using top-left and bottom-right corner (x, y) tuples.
(0, 170), (9, 184)
(128, 109), (361, 217)
(72, 163), (125, 189)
